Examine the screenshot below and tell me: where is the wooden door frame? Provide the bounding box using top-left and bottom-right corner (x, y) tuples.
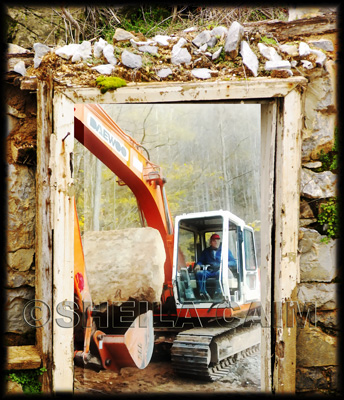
(35, 77), (306, 393)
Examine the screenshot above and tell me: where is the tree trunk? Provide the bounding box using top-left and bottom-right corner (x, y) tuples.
(92, 157), (102, 231)
(219, 119), (230, 211)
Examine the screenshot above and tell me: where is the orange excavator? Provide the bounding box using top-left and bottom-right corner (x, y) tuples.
(73, 104), (261, 381)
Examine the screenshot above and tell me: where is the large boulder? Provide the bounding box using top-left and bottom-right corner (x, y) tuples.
(83, 227), (166, 305)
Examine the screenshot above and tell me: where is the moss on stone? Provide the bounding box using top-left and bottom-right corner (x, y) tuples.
(260, 36), (277, 45)
(95, 76), (127, 93)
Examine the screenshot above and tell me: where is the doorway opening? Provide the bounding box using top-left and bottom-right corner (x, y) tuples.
(43, 78), (305, 392)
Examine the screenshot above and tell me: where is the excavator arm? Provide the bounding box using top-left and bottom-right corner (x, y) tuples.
(73, 104), (174, 371)
(74, 104), (174, 278)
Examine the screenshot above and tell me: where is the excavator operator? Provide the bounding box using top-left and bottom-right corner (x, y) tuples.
(194, 233), (237, 300)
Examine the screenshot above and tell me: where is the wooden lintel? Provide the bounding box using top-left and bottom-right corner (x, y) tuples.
(58, 77), (308, 104)
(6, 345), (42, 370)
(7, 54), (34, 71)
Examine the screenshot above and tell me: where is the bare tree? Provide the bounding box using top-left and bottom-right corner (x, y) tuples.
(92, 158), (102, 230)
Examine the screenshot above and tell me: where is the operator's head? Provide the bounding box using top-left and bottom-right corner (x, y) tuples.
(210, 233), (221, 249)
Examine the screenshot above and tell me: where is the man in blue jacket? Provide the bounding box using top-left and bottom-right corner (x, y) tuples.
(194, 233), (237, 300)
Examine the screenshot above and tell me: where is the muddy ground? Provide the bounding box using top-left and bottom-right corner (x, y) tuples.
(74, 352), (261, 395)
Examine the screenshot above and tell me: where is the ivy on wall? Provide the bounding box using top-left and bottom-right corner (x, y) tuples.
(317, 127), (338, 174)
(316, 127), (339, 242)
(6, 367), (47, 394)
(318, 197), (338, 242)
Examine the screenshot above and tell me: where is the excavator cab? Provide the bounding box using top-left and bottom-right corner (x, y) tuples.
(172, 210), (260, 309)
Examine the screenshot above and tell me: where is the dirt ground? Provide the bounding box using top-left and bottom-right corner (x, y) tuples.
(73, 352), (261, 395)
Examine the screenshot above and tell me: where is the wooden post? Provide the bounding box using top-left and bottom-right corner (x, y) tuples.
(50, 93), (75, 392)
(36, 78), (54, 393)
(260, 100), (278, 392)
(272, 89), (302, 393)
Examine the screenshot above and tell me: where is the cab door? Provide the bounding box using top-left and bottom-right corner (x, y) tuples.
(242, 227), (260, 302)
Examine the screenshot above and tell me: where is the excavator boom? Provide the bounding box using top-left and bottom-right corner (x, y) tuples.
(74, 104), (174, 286)
(73, 104), (173, 371)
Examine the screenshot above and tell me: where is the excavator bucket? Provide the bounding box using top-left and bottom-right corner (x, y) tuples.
(73, 197), (155, 372)
(92, 310), (154, 371)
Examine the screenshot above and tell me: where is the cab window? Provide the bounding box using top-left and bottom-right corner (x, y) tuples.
(244, 229), (257, 271)
(177, 227), (196, 270)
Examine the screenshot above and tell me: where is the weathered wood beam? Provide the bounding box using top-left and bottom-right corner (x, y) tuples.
(272, 88), (302, 393)
(243, 13), (337, 41)
(6, 53), (34, 71)
(36, 76), (54, 392)
(20, 77), (38, 91)
(59, 77), (308, 104)
(50, 92), (75, 393)
(260, 100), (278, 392)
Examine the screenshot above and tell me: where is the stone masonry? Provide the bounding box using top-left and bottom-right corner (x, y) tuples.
(296, 22), (338, 392)
(6, 84), (37, 345)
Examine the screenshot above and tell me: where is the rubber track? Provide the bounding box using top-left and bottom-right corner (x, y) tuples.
(171, 322), (260, 382)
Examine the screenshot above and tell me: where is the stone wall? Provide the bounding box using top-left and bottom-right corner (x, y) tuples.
(5, 83), (37, 345)
(296, 31), (338, 393)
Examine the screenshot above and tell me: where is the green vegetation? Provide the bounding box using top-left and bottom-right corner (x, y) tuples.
(212, 48), (225, 64)
(249, 9), (269, 20)
(95, 76), (127, 93)
(313, 127), (339, 242)
(317, 127), (338, 173)
(318, 197), (338, 242)
(6, 6), (289, 46)
(260, 36), (277, 45)
(6, 367), (47, 394)
(119, 6), (172, 36)
(248, 220), (261, 232)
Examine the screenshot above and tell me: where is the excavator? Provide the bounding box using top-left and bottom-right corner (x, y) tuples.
(73, 104), (261, 381)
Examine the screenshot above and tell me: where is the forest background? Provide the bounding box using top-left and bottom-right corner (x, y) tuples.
(74, 104), (261, 236)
